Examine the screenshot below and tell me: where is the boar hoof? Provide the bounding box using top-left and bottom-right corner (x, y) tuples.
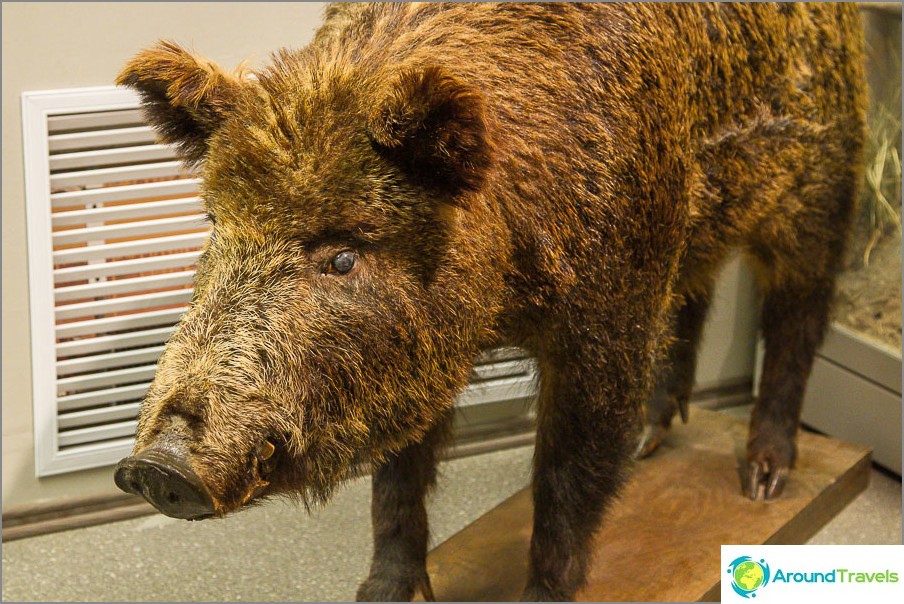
(744, 433), (796, 500)
(745, 461), (789, 501)
(356, 571), (434, 602)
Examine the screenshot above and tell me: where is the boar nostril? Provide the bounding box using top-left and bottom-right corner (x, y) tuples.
(114, 449), (215, 520)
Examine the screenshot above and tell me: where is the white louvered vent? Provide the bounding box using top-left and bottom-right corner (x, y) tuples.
(24, 86), (205, 477)
(24, 86), (537, 478)
(463, 348), (537, 408)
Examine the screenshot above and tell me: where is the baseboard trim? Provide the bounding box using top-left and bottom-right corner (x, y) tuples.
(3, 493), (154, 542)
(3, 501), (155, 542)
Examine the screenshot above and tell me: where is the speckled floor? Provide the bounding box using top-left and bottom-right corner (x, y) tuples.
(2, 409), (901, 602)
(2, 446), (535, 602)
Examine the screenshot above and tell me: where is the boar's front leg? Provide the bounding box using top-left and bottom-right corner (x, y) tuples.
(636, 289), (713, 458)
(356, 415), (450, 602)
(522, 351), (642, 601)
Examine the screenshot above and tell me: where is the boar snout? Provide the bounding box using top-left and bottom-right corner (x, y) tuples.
(114, 448), (216, 520)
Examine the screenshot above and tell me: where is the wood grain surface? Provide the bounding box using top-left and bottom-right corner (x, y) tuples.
(424, 408), (871, 602)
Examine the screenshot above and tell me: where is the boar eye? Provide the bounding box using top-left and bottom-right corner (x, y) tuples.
(330, 251), (356, 274)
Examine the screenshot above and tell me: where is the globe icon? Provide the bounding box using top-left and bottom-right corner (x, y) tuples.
(733, 560), (765, 592)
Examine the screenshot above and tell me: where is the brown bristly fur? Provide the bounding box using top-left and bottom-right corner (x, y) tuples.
(118, 3), (866, 600)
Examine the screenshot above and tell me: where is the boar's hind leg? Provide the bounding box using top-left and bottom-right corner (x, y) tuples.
(744, 141), (859, 500)
(744, 273), (837, 501)
(356, 415), (450, 602)
(523, 358), (638, 601)
(636, 291), (713, 458)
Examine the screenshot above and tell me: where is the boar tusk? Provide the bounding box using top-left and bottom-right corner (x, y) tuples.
(258, 440), (276, 460)
(242, 479), (270, 505)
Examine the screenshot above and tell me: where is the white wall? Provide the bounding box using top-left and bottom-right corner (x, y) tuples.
(695, 257), (759, 391)
(1, 2), (759, 509)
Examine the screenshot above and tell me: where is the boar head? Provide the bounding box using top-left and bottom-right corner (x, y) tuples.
(113, 42), (506, 519)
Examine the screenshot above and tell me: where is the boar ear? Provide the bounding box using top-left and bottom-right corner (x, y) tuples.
(116, 41), (247, 164)
(367, 65), (493, 199)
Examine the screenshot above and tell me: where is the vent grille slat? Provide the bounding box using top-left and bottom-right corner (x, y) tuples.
(47, 108), (144, 132)
(48, 125), (157, 153)
(56, 345), (165, 377)
(52, 214), (206, 246)
(55, 326), (176, 359)
(469, 359), (535, 382)
(55, 307), (188, 339)
(474, 347), (530, 364)
(53, 232), (208, 264)
(50, 160), (188, 189)
(49, 144), (176, 171)
(55, 289), (193, 321)
(58, 403), (143, 431)
(54, 251), (201, 285)
(58, 420), (138, 448)
(57, 364), (159, 395)
(51, 179), (201, 209)
(457, 375), (538, 408)
(53, 197), (203, 227)
(54, 270), (195, 302)
(57, 383), (151, 413)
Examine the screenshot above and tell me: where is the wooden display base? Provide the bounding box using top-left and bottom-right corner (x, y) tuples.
(424, 408), (871, 602)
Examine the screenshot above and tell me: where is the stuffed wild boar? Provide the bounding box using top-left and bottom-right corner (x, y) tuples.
(114, 3), (866, 600)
